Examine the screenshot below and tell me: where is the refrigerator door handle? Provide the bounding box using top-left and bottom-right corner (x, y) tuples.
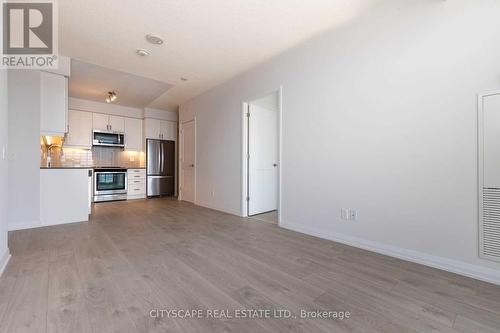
(160, 141), (164, 174)
(157, 143), (162, 174)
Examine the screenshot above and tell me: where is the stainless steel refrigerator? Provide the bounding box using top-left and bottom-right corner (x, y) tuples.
(146, 139), (175, 197)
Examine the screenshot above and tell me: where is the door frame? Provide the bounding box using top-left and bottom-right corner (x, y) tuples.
(241, 86), (283, 225)
(179, 118), (196, 203)
(477, 90), (500, 263)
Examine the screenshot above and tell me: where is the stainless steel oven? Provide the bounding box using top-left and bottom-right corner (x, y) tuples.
(93, 168), (127, 202)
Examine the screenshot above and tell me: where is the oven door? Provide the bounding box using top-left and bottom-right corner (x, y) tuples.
(94, 172), (127, 195)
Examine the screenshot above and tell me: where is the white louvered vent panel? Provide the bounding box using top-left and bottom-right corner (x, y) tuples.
(482, 188), (500, 260)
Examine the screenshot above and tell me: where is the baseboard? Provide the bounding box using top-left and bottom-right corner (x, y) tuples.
(0, 248), (11, 277)
(195, 201), (242, 217)
(281, 222), (500, 286)
(8, 221), (41, 231)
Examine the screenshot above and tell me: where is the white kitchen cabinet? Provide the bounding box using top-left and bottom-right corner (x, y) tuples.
(92, 113), (109, 131)
(92, 113), (125, 132)
(65, 110), (92, 148)
(127, 169), (146, 200)
(124, 117), (143, 151)
(109, 115), (125, 132)
(144, 118), (162, 139)
(40, 71), (68, 136)
(161, 120), (177, 141)
(40, 168), (92, 226)
(144, 118), (177, 140)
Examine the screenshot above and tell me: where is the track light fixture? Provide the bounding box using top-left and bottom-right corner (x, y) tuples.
(105, 91), (117, 103)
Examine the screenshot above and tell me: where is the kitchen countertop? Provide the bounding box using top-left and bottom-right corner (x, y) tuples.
(40, 166), (93, 169)
(40, 166), (146, 169)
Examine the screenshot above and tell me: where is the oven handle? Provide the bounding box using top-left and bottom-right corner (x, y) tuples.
(94, 171), (127, 174)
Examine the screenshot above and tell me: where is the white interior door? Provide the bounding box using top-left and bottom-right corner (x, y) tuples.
(248, 104), (278, 216)
(181, 120), (195, 203)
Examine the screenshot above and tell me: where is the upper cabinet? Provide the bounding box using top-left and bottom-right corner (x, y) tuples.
(144, 118), (161, 139)
(144, 118), (177, 141)
(92, 113), (125, 132)
(65, 110), (92, 148)
(109, 115), (125, 132)
(40, 71), (68, 136)
(124, 118), (143, 151)
(92, 113), (109, 131)
(161, 120), (177, 141)
(65, 111), (141, 150)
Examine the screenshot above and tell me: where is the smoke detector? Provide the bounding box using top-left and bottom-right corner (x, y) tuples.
(146, 34), (164, 45)
(136, 49), (150, 57)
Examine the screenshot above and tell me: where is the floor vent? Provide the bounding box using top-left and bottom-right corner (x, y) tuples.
(482, 188), (500, 261)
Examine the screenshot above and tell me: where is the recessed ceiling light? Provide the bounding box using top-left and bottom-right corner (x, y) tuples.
(146, 34), (164, 45)
(136, 49), (150, 57)
(181, 77), (189, 81)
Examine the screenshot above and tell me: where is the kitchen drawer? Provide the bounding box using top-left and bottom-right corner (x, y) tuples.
(129, 173), (146, 178)
(128, 183), (146, 194)
(128, 178), (146, 186)
(128, 169), (146, 174)
(127, 171), (146, 184)
(127, 193), (146, 200)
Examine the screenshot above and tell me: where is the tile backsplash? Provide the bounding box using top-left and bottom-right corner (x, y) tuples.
(41, 144), (145, 168)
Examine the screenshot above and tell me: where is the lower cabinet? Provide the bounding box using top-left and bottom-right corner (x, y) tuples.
(127, 169), (146, 200)
(40, 168), (92, 226)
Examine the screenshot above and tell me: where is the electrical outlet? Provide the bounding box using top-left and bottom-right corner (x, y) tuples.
(341, 208), (349, 220)
(1, 146), (5, 160)
(350, 210), (357, 221)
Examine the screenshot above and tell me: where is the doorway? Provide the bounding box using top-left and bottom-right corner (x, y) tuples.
(180, 119), (196, 203)
(242, 89), (281, 224)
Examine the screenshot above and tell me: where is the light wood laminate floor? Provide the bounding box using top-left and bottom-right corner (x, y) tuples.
(250, 211), (278, 224)
(1, 198), (500, 333)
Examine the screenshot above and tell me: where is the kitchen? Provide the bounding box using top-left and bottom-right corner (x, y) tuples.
(8, 57), (179, 230)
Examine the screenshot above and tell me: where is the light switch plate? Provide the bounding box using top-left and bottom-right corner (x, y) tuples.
(341, 208), (349, 220)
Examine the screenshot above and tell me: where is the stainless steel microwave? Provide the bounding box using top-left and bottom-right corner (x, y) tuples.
(92, 130), (125, 148)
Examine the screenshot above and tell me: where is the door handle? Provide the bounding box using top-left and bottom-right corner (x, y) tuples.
(190, 164), (195, 168)
(273, 164), (278, 167)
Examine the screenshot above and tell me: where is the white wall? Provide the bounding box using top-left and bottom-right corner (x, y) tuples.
(180, 0), (500, 283)
(69, 98), (179, 121)
(144, 107), (178, 122)
(0, 68), (10, 274)
(7, 71), (42, 231)
(69, 97), (143, 118)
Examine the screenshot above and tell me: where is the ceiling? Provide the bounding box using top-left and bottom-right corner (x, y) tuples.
(69, 60), (173, 108)
(59, 0), (377, 111)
